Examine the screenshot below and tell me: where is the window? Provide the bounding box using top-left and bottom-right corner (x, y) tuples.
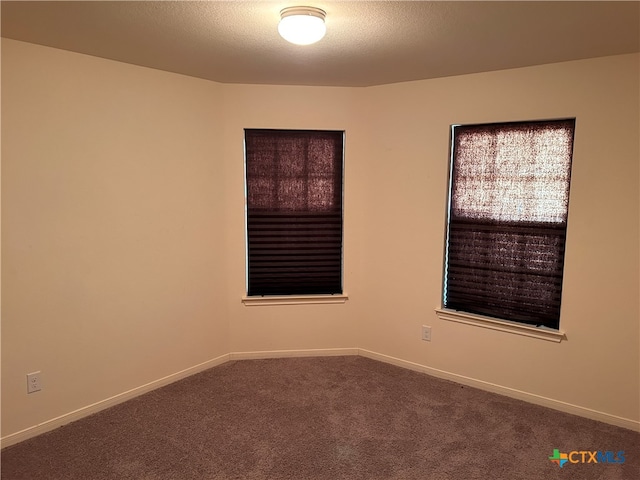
(443, 119), (575, 330)
(244, 129), (344, 297)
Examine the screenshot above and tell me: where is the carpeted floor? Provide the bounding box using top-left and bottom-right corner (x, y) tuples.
(1, 356), (638, 479)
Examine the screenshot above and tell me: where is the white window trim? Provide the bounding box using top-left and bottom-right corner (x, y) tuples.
(242, 294), (349, 306)
(435, 308), (566, 343)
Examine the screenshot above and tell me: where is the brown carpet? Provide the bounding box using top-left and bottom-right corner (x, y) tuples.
(1, 356), (638, 479)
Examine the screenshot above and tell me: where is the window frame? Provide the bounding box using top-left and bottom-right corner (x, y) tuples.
(437, 118), (575, 341)
(242, 128), (347, 304)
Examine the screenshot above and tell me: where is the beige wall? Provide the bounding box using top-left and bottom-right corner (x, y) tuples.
(359, 54), (639, 422)
(220, 84), (366, 353)
(1, 39), (230, 437)
(2, 38), (638, 441)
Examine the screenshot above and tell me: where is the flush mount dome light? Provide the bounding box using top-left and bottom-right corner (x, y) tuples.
(278, 6), (326, 45)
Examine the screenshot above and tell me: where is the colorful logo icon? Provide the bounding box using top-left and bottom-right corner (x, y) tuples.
(549, 449), (569, 468)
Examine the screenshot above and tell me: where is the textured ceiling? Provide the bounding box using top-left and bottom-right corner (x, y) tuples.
(1, 1), (639, 87)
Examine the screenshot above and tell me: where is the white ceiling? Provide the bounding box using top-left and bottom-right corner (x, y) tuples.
(2, 1), (639, 87)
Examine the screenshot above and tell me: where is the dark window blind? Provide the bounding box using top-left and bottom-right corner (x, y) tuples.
(245, 129), (344, 296)
(444, 119), (575, 329)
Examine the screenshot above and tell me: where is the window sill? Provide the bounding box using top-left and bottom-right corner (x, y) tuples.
(242, 294), (349, 306)
(434, 308), (566, 343)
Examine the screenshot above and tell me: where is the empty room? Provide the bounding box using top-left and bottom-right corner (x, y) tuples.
(1, 1), (639, 479)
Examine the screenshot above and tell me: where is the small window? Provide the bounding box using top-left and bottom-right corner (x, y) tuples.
(443, 119), (575, 330)
(244, 129), (344, 296)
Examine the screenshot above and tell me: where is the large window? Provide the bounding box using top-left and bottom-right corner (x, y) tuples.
(244, 129), (344, 296)
(444, 119), (575, 330)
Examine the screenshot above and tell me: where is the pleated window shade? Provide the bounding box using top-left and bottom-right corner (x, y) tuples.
(244, 129), (344, 296)
(445, 119), (575, 329)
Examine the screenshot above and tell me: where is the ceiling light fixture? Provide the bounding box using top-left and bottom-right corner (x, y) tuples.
(278, 6), (327, 45)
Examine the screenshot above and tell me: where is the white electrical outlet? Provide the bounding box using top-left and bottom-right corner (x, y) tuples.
(27, 371), (42, 394)
(421, 325), (432, 342)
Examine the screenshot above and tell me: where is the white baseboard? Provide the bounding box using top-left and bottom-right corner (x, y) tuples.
(230, 347), (359, 360)
(0, 353), (230, 449)
(3, 347), (637, 449)
(358, 349), (640, 432)
(1, 349), (356, 448)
